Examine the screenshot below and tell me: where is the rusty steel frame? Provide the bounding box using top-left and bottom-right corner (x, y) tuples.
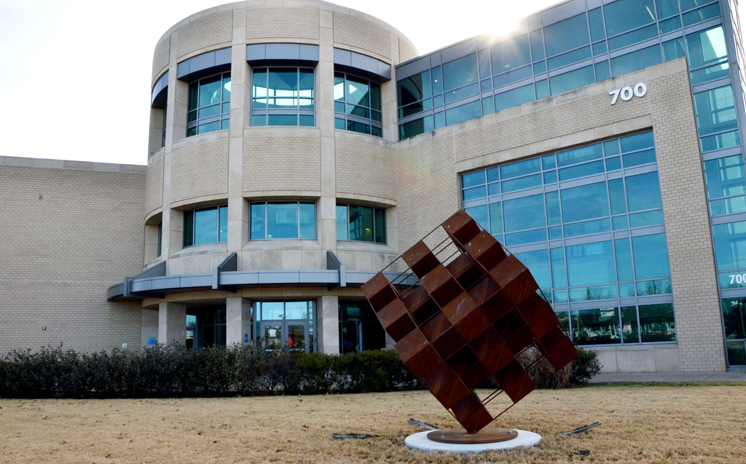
(361, 210), (578, 435)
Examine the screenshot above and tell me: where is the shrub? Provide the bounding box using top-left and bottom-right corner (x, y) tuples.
(570, 347), (602, 386)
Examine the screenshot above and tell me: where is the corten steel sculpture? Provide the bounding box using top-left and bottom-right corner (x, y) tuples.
(361, 210), (578, 439)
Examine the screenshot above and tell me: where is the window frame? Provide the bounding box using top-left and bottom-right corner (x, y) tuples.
(186, 72), (231, 137)
(183, 205), (228, 248)
(336, 203), (387, 244)
(251, 67), (315, 127)
(334, 72), (383, 137)
(249, 201), (317, 241)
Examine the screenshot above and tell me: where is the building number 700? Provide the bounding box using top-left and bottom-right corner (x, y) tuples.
(610, 83), (647, 105)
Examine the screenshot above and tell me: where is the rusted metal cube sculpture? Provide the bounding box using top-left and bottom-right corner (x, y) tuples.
(361, 210), (578, 434)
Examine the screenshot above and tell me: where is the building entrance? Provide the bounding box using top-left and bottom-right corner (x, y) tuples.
(186, 305), (226, 349)
(339, 300), (386, 353)
(254, 301), (316, 353)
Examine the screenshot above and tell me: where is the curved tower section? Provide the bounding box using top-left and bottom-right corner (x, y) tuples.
(135, 1), (418, 353)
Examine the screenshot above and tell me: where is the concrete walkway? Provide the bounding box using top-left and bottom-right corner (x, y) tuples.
(590, 371), (746, 383)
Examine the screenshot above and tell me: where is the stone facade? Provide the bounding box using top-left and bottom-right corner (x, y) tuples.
(0, 1), (733, 374)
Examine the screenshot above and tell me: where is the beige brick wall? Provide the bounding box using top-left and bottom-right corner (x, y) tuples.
(0, 160), (145, 354)
(399, 38), (418, 63)
(145, 153), (163, 217)
(243, 129), (321, 195)
(246, 7), (320, 41)
(171, 137), (229, 204)
(335, 131), (396, 203)
(393, 59), (725, 372)
(333, 12), (391, 61)
(152, 36), (170, 84)
(177, 11), (233, 59)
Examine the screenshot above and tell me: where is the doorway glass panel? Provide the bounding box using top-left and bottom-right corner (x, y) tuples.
(264, 324), (283, 350)
(254, 300), (316, 352)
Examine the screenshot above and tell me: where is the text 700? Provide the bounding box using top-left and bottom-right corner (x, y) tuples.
(610, 83), (647, 105)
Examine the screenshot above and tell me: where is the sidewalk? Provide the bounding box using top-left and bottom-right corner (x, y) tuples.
(590, 371), (746, 383)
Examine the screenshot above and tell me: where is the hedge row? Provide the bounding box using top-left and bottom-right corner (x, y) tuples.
(0, 345), (599, 399)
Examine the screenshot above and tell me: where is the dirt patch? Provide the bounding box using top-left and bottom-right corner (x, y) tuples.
(1, 384), (744, 463)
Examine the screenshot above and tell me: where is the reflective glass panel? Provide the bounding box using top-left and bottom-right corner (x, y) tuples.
(557, 143), (603, 167)
(491, 35), (531, 75)
(588, 8), (606, 42)
(561, 182), (609, 222)
(397, 71), (431, 106)
(566, 241), (616, 286)
(625, 172), (663, 212)
(443, 54), (479, 92)
(551, 247), (567, 287)
(721, 298), (746, 340)
(621, 306), (640, 343)
(543, 14), (590, 57)
(465, 205), (489, 231)
(572, 308), (621, 345)
(194, 208), (218, 245)
(549, 65), (595, 95)
(712, 221), (746, 271)
(659, 16), (682, 34)
(610, 45), (662, 77)
(514, 249), (551, 289)
(662, 38), (687, 61)
(632, 234), (670, 279)
(704, 155), (746, 200)
(547, 47), (592, 71)
(299, 203), (316, 239)
(503, 194), (545, 232)
(608, 24), (658, 51)
(346, 76), (369, 107)
(530, 30), (545, 60)
(693, 85), (739, 136)
(489, 203), (503, 234)
(495, 84), (535, 112)
(446, 100), (482, 126)
(682, 3), (720, 26)
(656, 0), (679, 18)
(639, 304), (676, 342)
(336, 205), (348, 241)
(546, 191), (561, 225)
(604, 0), (656, 36)
(615, 238), (634, 281)
(251, 203), (266, 240)
(267, 203), (299, 239)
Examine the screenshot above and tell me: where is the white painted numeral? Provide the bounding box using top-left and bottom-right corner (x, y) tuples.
(634, 82), (647, 97)
(609, 89), (621, 105)
(620, 86), (633, 101)
(610, 82), (647, 105)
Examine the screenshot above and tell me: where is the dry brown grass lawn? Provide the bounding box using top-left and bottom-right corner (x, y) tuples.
(1, 384), (745, 463)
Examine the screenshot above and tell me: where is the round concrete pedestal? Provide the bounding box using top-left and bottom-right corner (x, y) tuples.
(405, 429), (541, 453)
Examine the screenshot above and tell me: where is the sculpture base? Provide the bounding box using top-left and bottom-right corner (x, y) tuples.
(427, 428), (518, 444)
(405, 428), (541, 454)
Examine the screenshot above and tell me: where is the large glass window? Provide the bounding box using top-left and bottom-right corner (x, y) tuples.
(183, 205), (228, 247)
(549, 65), (595, 95)
(694, 85), (741, 152)
(334, 73), (382, 137)
(704, 155), (746, 216)
(603, 0), (657, 40)
(339, 300), (386, 353)
(721, 298), (746, 365)
(687, 26), (730, 85)
(187, 73), (231, 137)
(543, 14), (590, 58)
(251, 68), (314, 127)
(254, 300), (316, 353)
(336, 204), (386, 244)
(462, 131), (673, 334)
(250, 202), (316, 240)
(610, 45), (662, 77)
(712, 220), (746, 288)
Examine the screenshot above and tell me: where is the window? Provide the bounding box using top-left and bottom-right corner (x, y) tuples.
(610, 45), (662, 77)
(693, 85), (741, 152)
(250, 202), (316, 240)
(183, 205), (228, 247)
(254, 301), (316, 353)
(543, 14), (590, 58)
(549, 65), (595, 95)
(336, 204), (386, 243)
(187, 73), (231, 137)
(686, 26), (730, 85)
(334, 73), (382, 137)
(704, 155), (746, 216)
(251, 68), (314, 127)
(462, 131), (671, 307)
(339, 300), (386, 353)
(161, 104), (167, 147)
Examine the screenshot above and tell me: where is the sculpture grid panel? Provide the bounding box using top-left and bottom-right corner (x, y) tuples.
(361, 210), (578, 434)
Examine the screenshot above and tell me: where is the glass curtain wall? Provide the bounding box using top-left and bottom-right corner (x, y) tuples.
(397, 0), (737, 141)
(462, 131), (676, 347)
(251, 68), (315, 126)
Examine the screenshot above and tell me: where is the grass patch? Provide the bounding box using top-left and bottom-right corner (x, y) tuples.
(1, 384), (744, 463)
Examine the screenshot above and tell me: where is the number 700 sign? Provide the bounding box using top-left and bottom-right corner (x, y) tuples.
(610, 83), (647, 105)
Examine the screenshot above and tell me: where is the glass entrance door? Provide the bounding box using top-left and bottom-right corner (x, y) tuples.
(254, 301), (316, 353)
